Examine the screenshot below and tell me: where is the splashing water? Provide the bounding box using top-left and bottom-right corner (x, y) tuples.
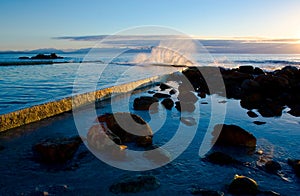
(134, 46), (194, 66)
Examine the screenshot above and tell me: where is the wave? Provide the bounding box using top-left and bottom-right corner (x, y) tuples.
(234, 60), (300, 65)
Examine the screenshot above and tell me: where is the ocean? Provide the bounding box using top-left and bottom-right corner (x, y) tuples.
(1, 51), (300, 115)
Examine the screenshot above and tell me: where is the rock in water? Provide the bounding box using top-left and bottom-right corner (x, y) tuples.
(109, 175), (160, 193)
(153, 92), (171, 99)
(32, 136), (82, 163)
(95, 112), (153, 147)
(228, 175), (258, 195)
(161, 98), (174, 110)
(159, 83), (172, 91)
(265, 160), (282, 173)
(133, 96), (159, 110)
(247, 110), (259, 118)
(205, 152), (237, 165)
(288, 159), (300, 177)
(212, 124), (256, 148)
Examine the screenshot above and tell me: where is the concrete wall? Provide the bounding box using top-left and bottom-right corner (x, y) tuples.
(0, 74), (168, 132)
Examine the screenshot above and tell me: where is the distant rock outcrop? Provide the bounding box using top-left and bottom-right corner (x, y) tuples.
(19, 53), (63, 60)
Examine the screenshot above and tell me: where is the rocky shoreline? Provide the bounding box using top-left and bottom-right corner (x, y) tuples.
(1, 65), (300, 195)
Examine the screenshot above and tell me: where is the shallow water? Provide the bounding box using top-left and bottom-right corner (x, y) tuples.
(0, 82), (299, 195)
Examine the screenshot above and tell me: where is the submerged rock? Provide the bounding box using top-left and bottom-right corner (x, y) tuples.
(32, 136), (82, 163)
(212, 124), (256, 148)
(133, 96), (159, 110)
(247, 110), (259, 118)
(178, 91), (198, 103)
(265, 160), (282, 173)
(205, 151), (237, 165)
(109, 175), (160, 194)
(96, 112), (153, 147)
(288, 159), (300, 177)
(161, 98), (174, 110)
(253, 121), (266, 125)
(180, 117), (196, 126)
(228, 175), (258, 195)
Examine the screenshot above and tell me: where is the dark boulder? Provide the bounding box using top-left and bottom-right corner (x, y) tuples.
(228, 175), (258, 195)
(96, 112), (153, 147)
(247, 110), (259, 118)
(238, 65), (254, 74)
(288, 104), (300, 117)
(148, 90), (155, 94)
(133, 96), (159, 110)
(265, 160), (281, 173)
(169, 89), (177, 95)
(254, 74), (289, 97)
(153, 93), (171, 99)
(109, 175), (160, 194)
(159, 83), (172, 91)
(0, 145), (4, 151)
(253, 67), (265, 75)
(161, 98), (174, 110)
(288, 159), (300, 177)
(212, 124), (256, 148)
(241, 79), (261, 94)
(32, 136), (82, 163)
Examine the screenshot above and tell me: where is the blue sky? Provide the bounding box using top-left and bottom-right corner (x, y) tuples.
(1, 0), (300, 50)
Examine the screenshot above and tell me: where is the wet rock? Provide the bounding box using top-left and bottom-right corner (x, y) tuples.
(169, 89), (177, 95)
(153, 92), (171, 99)
(253, 121), (266, 125)
(205, 152), (237, 165)
(175, 101), (195, 112)
(212, 124), (256, 148)
(240, 93), (264, 110)
(109, 175), (160, 194)
(148, 90), (155, 94)
(178, 91), (198, 103)
(288, 159), (300, 177)
(133, 96), (159, 110)
(96, 112), (153, 147)
(180, 117), (196, 126)
(254, 74), (289, 97)
(32, 136), (82, 163)
(247, 110), (259, 118)
(228, 175), (258, 195)
(254, 67), (265, 75)
(288, 104), (300, 117)
(198, 91), (206, 98)
(239, 65), (254, 74)
(201, 102), (208, 104)
(161, 98), (174, 110)
(258, 101), (283, 117)
(159, 83), (172, 91)
(190, 187), (224, 196)
(241, 79), (261, 93)
(265, 160), (281, 173)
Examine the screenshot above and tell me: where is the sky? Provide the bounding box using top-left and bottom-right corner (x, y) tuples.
(1, 0), (300, 52)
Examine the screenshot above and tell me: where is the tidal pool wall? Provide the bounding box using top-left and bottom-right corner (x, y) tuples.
(0, 74), (170, 132)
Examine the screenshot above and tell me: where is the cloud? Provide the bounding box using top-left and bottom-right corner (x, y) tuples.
(53, 35), (300, 54)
